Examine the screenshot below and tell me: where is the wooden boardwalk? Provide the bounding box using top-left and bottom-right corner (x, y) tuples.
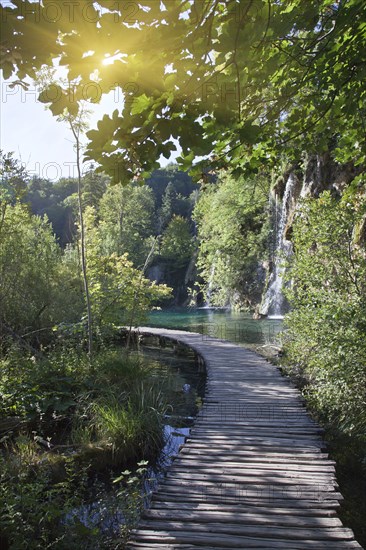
(127, 327), (363, 550)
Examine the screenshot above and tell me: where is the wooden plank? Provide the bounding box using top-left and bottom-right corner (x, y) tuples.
(136, 520), (355, 541)
(157, 483), (343, 502)
(153, 492), (342, 508)
(181, 442), (324, 453)
(170, 462), (336, 475)
(128, 544), (363, 550)
(192, 422), (322, 430)
(178, 448), (331, 460)
(166, 470), (336, 485)
(128, 544), (362, 550)
(191, 427), (322, 434)
(130, 530), (361, 549)
(143, 509), (343, 527)
(190, 428), (324, 437)
(150, 500), (339, 516)
(168, 469), (336, 482)
(172, 450), (332, 461)
(173, 458), (336, 471)
(194, 423), (319, 430)
(179, 440), (325, 450)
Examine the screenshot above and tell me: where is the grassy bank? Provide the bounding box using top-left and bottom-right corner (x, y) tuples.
(0, 345), (169, 549)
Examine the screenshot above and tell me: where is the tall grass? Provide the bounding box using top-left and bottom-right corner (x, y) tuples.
(72, 381), (167, 467)
(0, 344), (173, 548)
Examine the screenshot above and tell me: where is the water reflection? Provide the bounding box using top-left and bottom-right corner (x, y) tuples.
(147, 308), (283, 346)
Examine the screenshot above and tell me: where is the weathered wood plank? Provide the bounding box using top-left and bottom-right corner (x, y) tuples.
(149, 500), (339, 516)
(166, 470), (336, 485)
(128, 545), (362, 550)
(157, 480), (343, 501)
(181, 442), (325, 453)
(136, 520), (355, 541)
(178, 448), (332, 460)
(194, 423), (320, 431)
(142, 509), (343, 527)
(153, 491), (342, 508)
(130, 530), (362, 549)
(173, 457), (335, 471)
(128, 544), (362, 550)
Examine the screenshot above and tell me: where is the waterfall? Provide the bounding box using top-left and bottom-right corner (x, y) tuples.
(205, 261), (216, 307)
(260, 174), (295, 318)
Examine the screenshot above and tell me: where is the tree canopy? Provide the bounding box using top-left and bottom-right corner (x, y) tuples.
(193, 172), (270, 307)
(1, 0), (365, 180)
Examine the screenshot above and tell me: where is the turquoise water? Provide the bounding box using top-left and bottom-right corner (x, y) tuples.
(147, 308), (283, 347)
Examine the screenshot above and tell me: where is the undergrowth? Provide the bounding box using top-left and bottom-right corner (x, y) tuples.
(0, 344), (168, 549)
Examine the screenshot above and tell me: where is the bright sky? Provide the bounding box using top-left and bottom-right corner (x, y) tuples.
(0, 0), (180, 180)
(1, 77), (118, 180)
(0, 75), (180, 181)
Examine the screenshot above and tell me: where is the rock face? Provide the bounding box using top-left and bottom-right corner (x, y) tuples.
(147, 255), (198, 307)
(260, 154), (359, 317)
(147, 264), (165, 284)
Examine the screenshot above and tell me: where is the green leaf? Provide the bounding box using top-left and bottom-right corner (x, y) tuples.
(239, 122), (261, 145)
(38, 85), (63, 104)
(131, 94), (151, 116)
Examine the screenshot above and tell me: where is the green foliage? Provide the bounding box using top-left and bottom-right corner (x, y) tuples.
(80, 170), (109, 212)
(25, 172), (107, 248)
(193, 173), (270, 307)
(157, 181), (195, 233)
(1, 153), (184, 347)
(0, 344), (163, 423)
(0, 351), (74, 420)
(3, 2), (365, 179)
(0, 345), (171, 548)
(159, 182), (177, 231)
(0, 151), (28, 208)
(0, 202), (80, 345)
(0, 345), (91, 420)
(86, 386), (166, 464)
(0, 344), (169, 464)
(160, 215), (195, 268)
(23, 165), (197, 306)
(25, 176), (77, 247)
(0, 446), (153, 549)
(112, 461), (150, 545)
(147, 167), (198, 209)
(0, 451), (95, 550)
(283, 188), (366, 436)
(84, 206), (171, 333)
(98, 183), (155, 267)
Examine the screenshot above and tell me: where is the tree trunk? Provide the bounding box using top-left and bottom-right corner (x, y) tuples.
(70, 120), (93, 358)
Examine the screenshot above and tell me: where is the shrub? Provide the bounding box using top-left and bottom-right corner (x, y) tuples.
(283, 187), (366, 437)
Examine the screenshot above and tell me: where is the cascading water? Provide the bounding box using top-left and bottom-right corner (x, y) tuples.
(260, 174), (295, 318)
(204, 260), (216, 308)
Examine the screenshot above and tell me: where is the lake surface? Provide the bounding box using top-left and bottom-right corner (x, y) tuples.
(147, 308), (284, 347)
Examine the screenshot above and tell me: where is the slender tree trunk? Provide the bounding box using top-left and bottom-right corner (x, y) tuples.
(126, 238), (157, 349)
(70, 120), (93, 358)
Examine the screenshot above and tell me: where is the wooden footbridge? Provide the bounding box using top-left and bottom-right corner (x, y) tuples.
(127, 327), (362, 550)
